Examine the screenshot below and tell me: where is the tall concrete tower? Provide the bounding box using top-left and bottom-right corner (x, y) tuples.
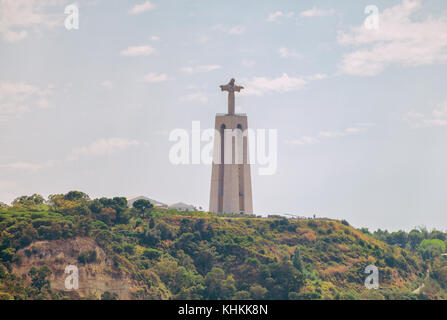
(209, 79), (253, 214)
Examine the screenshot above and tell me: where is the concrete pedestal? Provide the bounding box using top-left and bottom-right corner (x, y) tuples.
(209, 113), (253, 214)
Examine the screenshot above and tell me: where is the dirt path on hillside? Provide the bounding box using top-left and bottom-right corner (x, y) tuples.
(412, 269), (430, 294)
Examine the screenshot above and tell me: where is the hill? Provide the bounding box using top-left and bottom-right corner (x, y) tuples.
(0, 192), (445, 300)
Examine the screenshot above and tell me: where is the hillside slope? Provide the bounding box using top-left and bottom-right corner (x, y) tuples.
(0, 198), (431, 300)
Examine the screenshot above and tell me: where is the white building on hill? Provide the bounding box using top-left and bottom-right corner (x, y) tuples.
(126, 196), (167, 209)
(168, 202), (196, 212)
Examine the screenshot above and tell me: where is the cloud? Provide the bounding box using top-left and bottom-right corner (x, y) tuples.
(0, 0), (64, 42)
(404, 100), (447, 128)
(120, 45), (155, 57)
(143, 73), (170, 83)
(300, 7), (335, 18)
(128, 1), (154, 15)
(179, 92), (208, 104)
(278, 47), (303, 59)
(212, 24), (246, 35)
(241, 73), (326, 96)
(288, 123), (375, 146)
(151, 35), (160, 41)
(319, 123), (374, 138)
(318, 131), (345, 138)
(338, 0), (447, 76)
(287, 136), (320, 146)
(68, 138), (143, 160)
(228, 25), (246, 35)
(319, 127), (368, 138)
(267, 11), (294, 22)
(0, 82), (53, 121)
(0, 161), (54, 171)
(306, 74), (328, 81)
(180, 65), (221, 74)
(356, 122), (376, 128)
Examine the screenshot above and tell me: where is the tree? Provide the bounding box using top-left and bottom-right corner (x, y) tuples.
(12, 194), (45, 207)
(64, 191), (90, 202)
(156, 258), (180, 285)
(156, 221), (176, 240)
(430, 229), (446, 241)
(388, 230), (408, 248)
(141, 229), (161, 246)
(78, 250), (97, 264)
(292, 248), (303, 272)
(233, 291), (251, 300)
(0, 248), (16, 262)
(267, 260), (304, 299)
(89, 199), (103, 214)
(97, 197), (129, 224)
(97, 207), (117, 225)
(172, 267), (204, 299)
(192, 241), (217, 275)
(19, 224), (38, 247)
(432, 265), (447, 289)
(359, 227), (371, 235)
(418, 239), (446, 260)
(143, 248), (162, 259)
(29, 265), (52, 293)
(204, 267), (235, 300)
(408, 229), (424, 251)
(133, 199), (153, 212)
(249, 285), (267, 299)
(37, 222), (62, 240)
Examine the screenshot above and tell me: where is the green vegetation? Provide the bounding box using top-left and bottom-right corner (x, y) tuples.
(0, 191), (445, 300)
(78, 250), (97, 264)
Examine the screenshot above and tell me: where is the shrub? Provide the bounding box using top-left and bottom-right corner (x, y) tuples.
(250, 285), (267, 299)
(78, 250), (97, 264)
(0, 248), (16, 262)
(289, 292), (322, 300)
(233, 291), (251, 300)
(143, 248), (162, 259)
(156, 221), (176, 240)
(112, 244), (123, 254)
(133, 199), (153, 212)
(418, 239), (446, 260)
(124, 244), (135, 255)
(101, 291), (118, 300)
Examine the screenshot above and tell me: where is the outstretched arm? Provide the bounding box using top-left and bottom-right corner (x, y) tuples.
(220, 84), (231, 92)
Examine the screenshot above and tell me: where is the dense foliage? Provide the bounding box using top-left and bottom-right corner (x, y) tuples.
(362, 228), (447, 261)
(0, 191), (445, 300)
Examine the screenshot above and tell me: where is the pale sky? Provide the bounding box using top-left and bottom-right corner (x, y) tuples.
(1, 0), (447, 231)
